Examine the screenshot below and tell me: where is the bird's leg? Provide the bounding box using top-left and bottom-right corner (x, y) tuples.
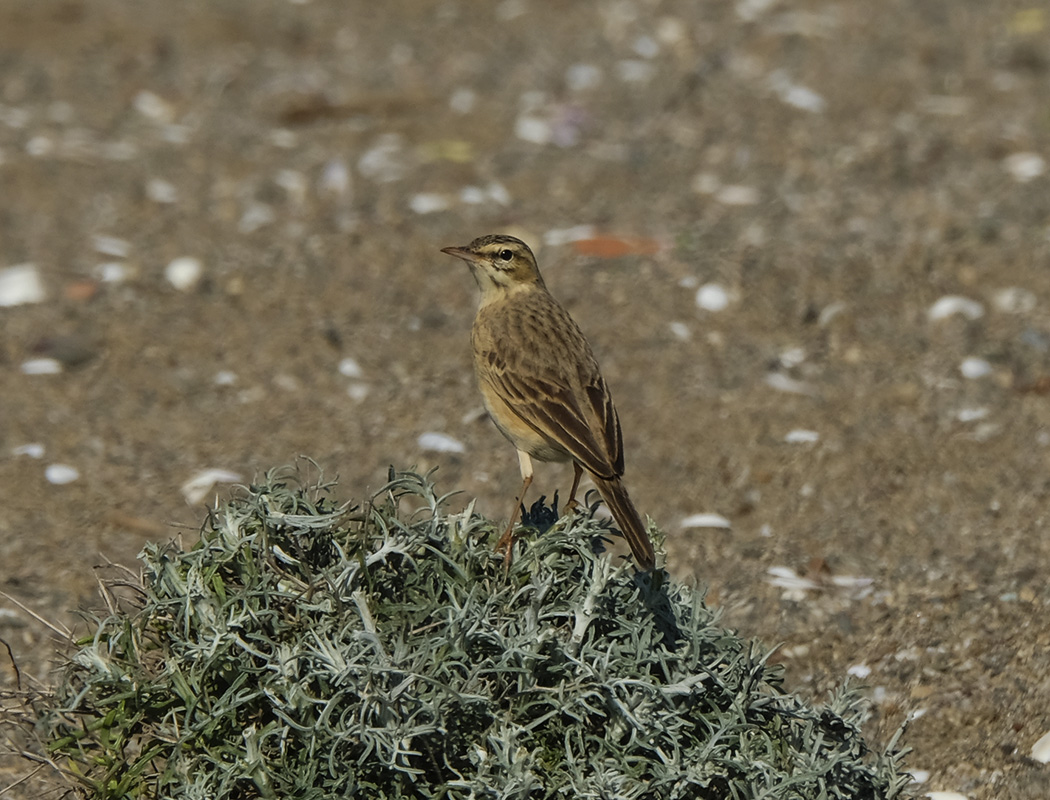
(495, 450), (533, 567)
(563, 461), (583, 514)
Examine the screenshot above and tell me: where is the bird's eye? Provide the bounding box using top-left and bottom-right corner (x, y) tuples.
(498, 249), (513, 261)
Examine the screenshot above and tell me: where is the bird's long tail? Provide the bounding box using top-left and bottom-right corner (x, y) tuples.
(591, 474), (656, 570)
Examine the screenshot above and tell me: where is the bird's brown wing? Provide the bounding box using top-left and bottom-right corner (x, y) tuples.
(476, 296), (625, 479)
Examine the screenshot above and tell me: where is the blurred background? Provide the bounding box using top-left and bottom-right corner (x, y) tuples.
(2, 2), (1049, 797)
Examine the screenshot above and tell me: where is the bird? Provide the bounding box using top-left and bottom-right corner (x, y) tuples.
(440, 234), (656, 571)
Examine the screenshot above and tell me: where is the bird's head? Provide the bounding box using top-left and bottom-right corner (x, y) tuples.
(441, 234), (545, 299)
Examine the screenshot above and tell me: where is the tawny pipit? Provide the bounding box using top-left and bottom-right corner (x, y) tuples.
(441, 234), (656, 571)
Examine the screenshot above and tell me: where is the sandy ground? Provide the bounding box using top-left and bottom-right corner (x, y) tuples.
(2, 1), (1050, 797)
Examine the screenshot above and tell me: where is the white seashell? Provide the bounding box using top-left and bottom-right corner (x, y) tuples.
(238, 202), (275, 233)
(146, 178), (178, 204)
(846, 664), (871, 679)
(959, 357), (992, 379)
(765, 372), (816, 395)
(460, 186), (486, 204)
(680, 513), (731, 529)
(449, 88), (476, 114)
(13, 443), (45, 458)
(927, 295), (984, 321)
(767, 566), (819, 597)
(96, 262), (130, 283)
(318, 159), (351, 197)
(736, 0), (777, 22)
(924, 792), (970, 800)
(768, 70), (826, 113)
(45, 464), (80, 485)
(514, 114), (552, 145)
(695, 283), (731, 312)
(716, 185), (760, 205)
(180, 468), (243, 505)
(21, 358), (62, 375)
(1031, 730), (1050, 763)
(992, 287), (1036, 314)
(409, 193), (450, 214)
(92, 234), (131, 258)
(26, 135), (54, 157)
(417, 432), (466, 454)
(133, 90), (175, 123)
(632, 36), (660, 59)
(338, 357), (363, 379)
(347, 383), (370, 402)
(785, 429), (819, 443)
(0, 264), (46, 306)
(692, 172), (720, 194)
(165, 257), (203, 291)
(1002, 152), (1045, 183)
(275, 169), (308, 206)
(668, 321), (691, 341)
(956, 407), (989, 422)
(486, 182), (511, 206)
(566, 64), (603, 92)
(358, 134), (406, 183)
(544, 225), (596, 246)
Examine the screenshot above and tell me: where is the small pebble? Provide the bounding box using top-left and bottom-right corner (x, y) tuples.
(449, 87), (477, 114)
(45, 464), (80, 485)
(632, 35), (660, 59)
(992, 286), (1036, 314)
(716, 185), (760, 205)
(846, 664), (871, 679)
(924, 792), (969, 800)
(957, 407), (989, 422)
(927, 295), (984, 321)
(1002, 152), (1045, 183)
(21, 358), (62, 375)
(338, 357), (363, 379)
(909, 770), (930, 784)
(165, 257), (203, 291)
(213, 370), (237, 386)
(785, 429), (820, 443)
(418, 432), (466, 454)
(959, 357), (992, 379)
(680, 512), (731, 529)
(696, 283), (731, 312)
(0, 264), (46, 306)
(616, 59), (656, 83)
(460, 186), (486, 204)
(180, 468), (243, 505)
(12, 443), (45, 458)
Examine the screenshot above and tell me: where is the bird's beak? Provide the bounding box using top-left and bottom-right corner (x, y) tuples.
(440, 245), (475, 262)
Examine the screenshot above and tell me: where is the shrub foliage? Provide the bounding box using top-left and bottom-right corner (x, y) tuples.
(36, 465), (910, 799)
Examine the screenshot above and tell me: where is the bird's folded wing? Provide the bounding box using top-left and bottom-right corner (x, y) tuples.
(484, 366), (623, 479)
